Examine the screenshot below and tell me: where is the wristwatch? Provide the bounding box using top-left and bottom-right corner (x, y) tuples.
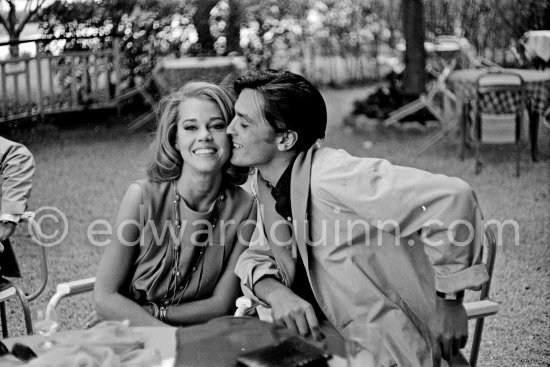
(436, 290), (464, 301)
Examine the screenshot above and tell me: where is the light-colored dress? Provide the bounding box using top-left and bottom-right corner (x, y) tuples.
(129, 178), (256, 306)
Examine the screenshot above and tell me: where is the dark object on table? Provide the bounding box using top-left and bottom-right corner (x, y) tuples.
(0, 341), (37, 362)
(236, 335), (330, 367)
(10, 343), (37, 362)
(174, 317), (297, 367)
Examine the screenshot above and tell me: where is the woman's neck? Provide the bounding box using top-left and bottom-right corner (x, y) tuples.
(176, 169), (222, 212)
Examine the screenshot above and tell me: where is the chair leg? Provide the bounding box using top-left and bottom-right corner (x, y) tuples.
(475, 142), (482, 174)
(460, 104), (468, 161)
(516, 114), (521, 177)
(469, 317), (485, 367)
(12, 284), (33, 335)
(529, 111), (539, 162)
(516, 141), (521, 177)
(0, 302), (8, 338)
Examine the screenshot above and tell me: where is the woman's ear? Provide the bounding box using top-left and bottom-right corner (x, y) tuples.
(277, 130), (298, 152)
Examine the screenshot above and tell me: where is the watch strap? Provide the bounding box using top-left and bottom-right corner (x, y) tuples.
(436, 290), (465, 300)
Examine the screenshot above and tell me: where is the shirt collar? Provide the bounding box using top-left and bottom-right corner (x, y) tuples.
(268, 159), (295, 221)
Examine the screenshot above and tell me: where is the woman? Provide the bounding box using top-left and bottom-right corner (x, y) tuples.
(94, 82), (256, 326)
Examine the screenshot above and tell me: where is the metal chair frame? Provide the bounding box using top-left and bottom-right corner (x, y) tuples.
(473, 71), (526, 176)
(0, 212), (48, 337)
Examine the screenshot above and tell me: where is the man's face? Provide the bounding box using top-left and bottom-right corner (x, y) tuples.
(227, 89), (280, 169)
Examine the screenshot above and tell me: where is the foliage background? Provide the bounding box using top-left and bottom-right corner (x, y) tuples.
(31, 0), (550, 88)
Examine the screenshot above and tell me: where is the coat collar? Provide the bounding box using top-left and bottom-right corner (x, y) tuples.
(289, 144), (317, 269)
(251, 144), (318, 269)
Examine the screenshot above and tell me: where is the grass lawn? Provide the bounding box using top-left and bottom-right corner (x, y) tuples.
(3, 86), (549, 366)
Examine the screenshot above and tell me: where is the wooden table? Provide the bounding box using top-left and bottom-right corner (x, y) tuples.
(447, 68), (550, 160)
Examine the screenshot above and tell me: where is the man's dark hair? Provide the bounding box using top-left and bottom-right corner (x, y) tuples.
(234, 70), (327, 152)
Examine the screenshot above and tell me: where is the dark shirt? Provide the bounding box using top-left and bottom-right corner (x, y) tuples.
(269, 161), (326, 321)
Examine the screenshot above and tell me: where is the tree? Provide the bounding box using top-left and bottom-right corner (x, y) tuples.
(401, 0), (426, 96)
(191, 0), (218, 55)
(0, 0), (49, 58)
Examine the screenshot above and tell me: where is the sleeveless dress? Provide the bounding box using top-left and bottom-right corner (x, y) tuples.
(128, 179), (256, 306)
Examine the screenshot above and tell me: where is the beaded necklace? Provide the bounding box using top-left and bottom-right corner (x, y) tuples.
(161, 180), (224, 307)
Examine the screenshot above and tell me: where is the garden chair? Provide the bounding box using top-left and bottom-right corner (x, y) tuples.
(384, 36), (463, 129)
(0, 212), (48, 337)
(234, 227), (500, 367)
(472, 71), (526, 176)
(382, 59), (457, 129)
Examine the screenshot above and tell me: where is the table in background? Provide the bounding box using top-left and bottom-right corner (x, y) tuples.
(447, 68), (550, 160)
(520, 30), (550, 66)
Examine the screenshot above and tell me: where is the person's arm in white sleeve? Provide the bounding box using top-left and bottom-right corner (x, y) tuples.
(0, 137), (35, 245)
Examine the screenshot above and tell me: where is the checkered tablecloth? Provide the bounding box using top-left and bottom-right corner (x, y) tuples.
(452, 79), (550, 115)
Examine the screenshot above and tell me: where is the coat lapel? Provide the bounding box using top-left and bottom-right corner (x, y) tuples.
(290, 145), (316, 270)
(253, 171), (297, 283)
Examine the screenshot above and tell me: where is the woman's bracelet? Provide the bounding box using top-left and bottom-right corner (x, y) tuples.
(159, 306), (168, 323)
(146, 302), (160, 319)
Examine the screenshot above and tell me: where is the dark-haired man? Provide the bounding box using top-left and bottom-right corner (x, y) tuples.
(229, 70), (488, 366)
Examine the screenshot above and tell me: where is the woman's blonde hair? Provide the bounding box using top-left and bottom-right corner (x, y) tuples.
(146, 81), (249, 185)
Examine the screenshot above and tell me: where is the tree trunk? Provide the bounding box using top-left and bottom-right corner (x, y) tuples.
(401, 0), (426, 96)
(192, 0), (219, 56)
(226, 0), (242, 54)
(9, 33), (20, 58)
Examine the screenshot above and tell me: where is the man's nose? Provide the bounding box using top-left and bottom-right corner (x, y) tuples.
(227, 118), (236, 135)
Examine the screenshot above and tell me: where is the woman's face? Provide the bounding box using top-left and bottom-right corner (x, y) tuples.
(176, 98), (230, 176)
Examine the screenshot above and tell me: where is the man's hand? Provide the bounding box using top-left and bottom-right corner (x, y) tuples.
(0, 221), (16, 251)
(254, 277), (322, 341)
(429, 296), (468, 364)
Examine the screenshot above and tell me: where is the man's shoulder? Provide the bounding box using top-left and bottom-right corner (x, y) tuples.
(310, 147), (385, 177)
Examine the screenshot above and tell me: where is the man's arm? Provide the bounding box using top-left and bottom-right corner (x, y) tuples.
(312, 149), (488, 360)
(252, 276), (321, 340)
(234, 206), (322, 340)
(0, 137), (35, 245)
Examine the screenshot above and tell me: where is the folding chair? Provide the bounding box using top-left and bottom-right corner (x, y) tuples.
(472, 72), (526, 176)
(234, 227), (500, 367)
(0, 212), (48, 337)
(383, 59), (457, 128)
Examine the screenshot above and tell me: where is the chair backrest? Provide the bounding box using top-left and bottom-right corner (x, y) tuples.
(477, 71), (523, 89)
(475, 72), (525, 114)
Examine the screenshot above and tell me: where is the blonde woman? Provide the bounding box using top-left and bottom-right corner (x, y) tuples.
(94, 82), (255, 326)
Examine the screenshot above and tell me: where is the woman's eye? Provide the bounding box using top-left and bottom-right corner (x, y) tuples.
(211, 122), (226, 130)
(239, 121), (249, 129)
(183, 125), (197, 131)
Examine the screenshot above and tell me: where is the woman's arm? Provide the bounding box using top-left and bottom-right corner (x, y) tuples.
(166, 200), (257, 326)
(93, 183), (165, 327)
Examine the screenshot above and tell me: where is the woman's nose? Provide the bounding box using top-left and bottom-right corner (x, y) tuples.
(198, 127), (213, 141)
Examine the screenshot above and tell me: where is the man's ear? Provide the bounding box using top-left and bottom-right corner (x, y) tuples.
(277, 130), (298, 152)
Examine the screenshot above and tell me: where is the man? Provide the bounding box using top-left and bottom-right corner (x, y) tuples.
(0, 136), (35, 281)
(228, 70), (488, 366)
